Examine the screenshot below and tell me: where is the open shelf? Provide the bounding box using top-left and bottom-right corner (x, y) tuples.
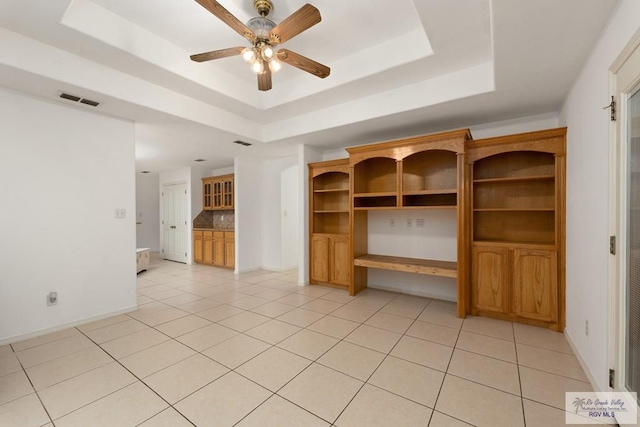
(403, 193), (457, 208)
(314, 171), (349, 191)
(473, 210), (555, 244)
(354, 157), (397, 193)
(473, 151), (555, 180)
(354, 254), (457, 278)
(354, 194), (397, 208)
(403, 150), (457, 192)
(473, 179), (554, 210)
(314, 190), (349, 211)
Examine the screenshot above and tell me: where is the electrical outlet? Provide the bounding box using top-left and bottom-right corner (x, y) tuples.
(390, 219), (395, 227)
(47, 291), (58, 306)
(585, 320), (589, 336)
(416, 219), (425, 228)
(114, 209), (126, 218)
(407, 219), (413, 227)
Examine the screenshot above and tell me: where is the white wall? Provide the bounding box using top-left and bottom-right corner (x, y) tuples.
(158, 167), (192, 263)
(0, 89), (136, 343)
(235, 157), (263, 273)
(367, 210), (458, 300)
(135, 173), (160, 251)
(281, 165), (299, 271)
(559, 0), (640, 392)
(469, 112), (559, 139)
(260, 156), (298, 271)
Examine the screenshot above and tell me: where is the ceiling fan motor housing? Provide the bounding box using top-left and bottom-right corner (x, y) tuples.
(254, 0), (273, 17)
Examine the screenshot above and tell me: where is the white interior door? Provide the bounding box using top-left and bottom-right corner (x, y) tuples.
(610, 30), (640, 422)
(162, 183), (188, 263)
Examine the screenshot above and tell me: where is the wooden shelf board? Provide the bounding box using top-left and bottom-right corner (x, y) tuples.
(473, 240), (556, 249)
(354, 254), (457, 278)
(353, 192), (397, 198)
(313, 210), (349, 214)
(402, 189), (458, 196)
(400, 205), (457, 210)
(473, 208), (554, 212)
(314, 188), (349, 193)
(473, 175), (555, 184)
(353, 206), (397, 211)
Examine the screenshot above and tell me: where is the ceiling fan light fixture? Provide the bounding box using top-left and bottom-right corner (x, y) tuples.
(252, 60), (264, 74)
(261, 45), (274, 60)
(241, 47), (256, 62)
(269, 59), (282, 73)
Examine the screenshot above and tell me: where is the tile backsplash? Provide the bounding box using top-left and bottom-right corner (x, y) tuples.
(193, 210), (234, 230)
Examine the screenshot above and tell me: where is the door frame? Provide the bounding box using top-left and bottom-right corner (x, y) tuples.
(608, 27), (640, 420)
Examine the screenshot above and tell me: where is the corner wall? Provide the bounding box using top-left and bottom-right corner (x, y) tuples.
(559, 0), (640, 391)
(0, 88), (136, 343)
(135, 173), (160, 251)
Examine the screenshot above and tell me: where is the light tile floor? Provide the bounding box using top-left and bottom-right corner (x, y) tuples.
(0, 256), (605, 427)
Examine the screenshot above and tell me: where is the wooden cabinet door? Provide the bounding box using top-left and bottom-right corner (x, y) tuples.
(310, 235), (329, 283)
(329, 235), (349, 286)
(513, 249), (557, 322)
(202, 181), (213, 210)
(203, 237), (213, 264)
(212, 237), (224, 266)
(472, 246), (510, 314)
(213, 181), (223, 209)
(193, 234), (204, 264)
(222, 178), (234, 209)
(224, 235), (235, 268)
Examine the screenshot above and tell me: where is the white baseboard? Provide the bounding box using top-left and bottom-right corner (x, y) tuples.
(0, 305), (138, 347)
(564, 329), (603, 392)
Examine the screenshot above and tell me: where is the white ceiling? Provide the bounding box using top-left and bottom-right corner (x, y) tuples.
(0, 0), (619, 172)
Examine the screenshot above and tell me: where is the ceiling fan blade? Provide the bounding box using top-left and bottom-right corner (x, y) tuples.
(258, 68), (272, 91)
(195, 0), (256, 42)
(190, 47), (245, 62)
(277, 49), (330, 79)
(269, 4), (321, 45)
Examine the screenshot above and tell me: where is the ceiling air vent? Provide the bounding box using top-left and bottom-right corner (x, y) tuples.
(141, 171), (151, 174)
(58, 92), (100, 107)
(79, 98), (100, 107)
(59, 93), (81, 102)
(233, 140), (252, 147)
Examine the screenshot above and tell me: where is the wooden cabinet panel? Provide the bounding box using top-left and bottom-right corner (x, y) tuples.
(330, 235), (349, 286)
(203, 174), (234, 211)
(213, 236), (224, 266)
(193, 232), (204, 263)
(472, 246), (509, 314)
(204, 237), (214, 264)
(224, 232), (235, 269)
(202, 180), (213, 210)
(513, 249), (557, 322)
(311, 235), (330, 283)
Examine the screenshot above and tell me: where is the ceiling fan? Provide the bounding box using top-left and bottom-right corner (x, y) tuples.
(190, 0), (331, 91)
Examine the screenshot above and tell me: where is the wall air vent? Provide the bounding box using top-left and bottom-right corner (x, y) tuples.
(193, 159), (206, 162)
(58, 92), (100, 107)
(233, 140), (252, 147)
